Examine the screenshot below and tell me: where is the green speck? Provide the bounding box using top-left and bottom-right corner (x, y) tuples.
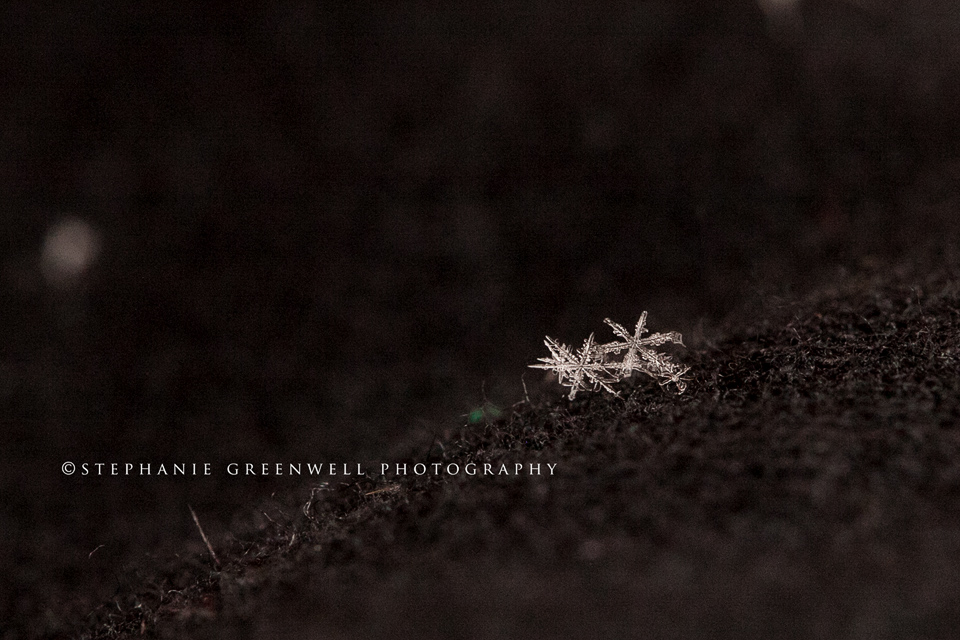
(468, 403), (503, 424)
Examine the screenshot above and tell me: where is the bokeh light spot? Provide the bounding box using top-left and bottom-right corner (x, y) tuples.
(40, 217), (101, 287)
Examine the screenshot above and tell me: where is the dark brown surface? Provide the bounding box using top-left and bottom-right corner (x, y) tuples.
(4, 2), (960, 638)
(67, 262), (960, 639)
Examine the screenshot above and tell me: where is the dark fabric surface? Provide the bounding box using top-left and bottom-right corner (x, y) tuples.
(4, 2), (960, 638)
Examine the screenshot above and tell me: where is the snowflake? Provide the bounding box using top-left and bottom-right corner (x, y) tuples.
(600, 313), (685, 375)
(530, 312), (689, 398)
(654, 360), (691, 394)
(528, 333), (619, 400)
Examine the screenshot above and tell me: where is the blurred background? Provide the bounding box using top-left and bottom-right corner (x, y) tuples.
(4, 0), (960, 635)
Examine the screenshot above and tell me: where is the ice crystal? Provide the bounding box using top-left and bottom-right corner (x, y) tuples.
(530, 312), (689, 398)
(529, 333), (620, 400)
